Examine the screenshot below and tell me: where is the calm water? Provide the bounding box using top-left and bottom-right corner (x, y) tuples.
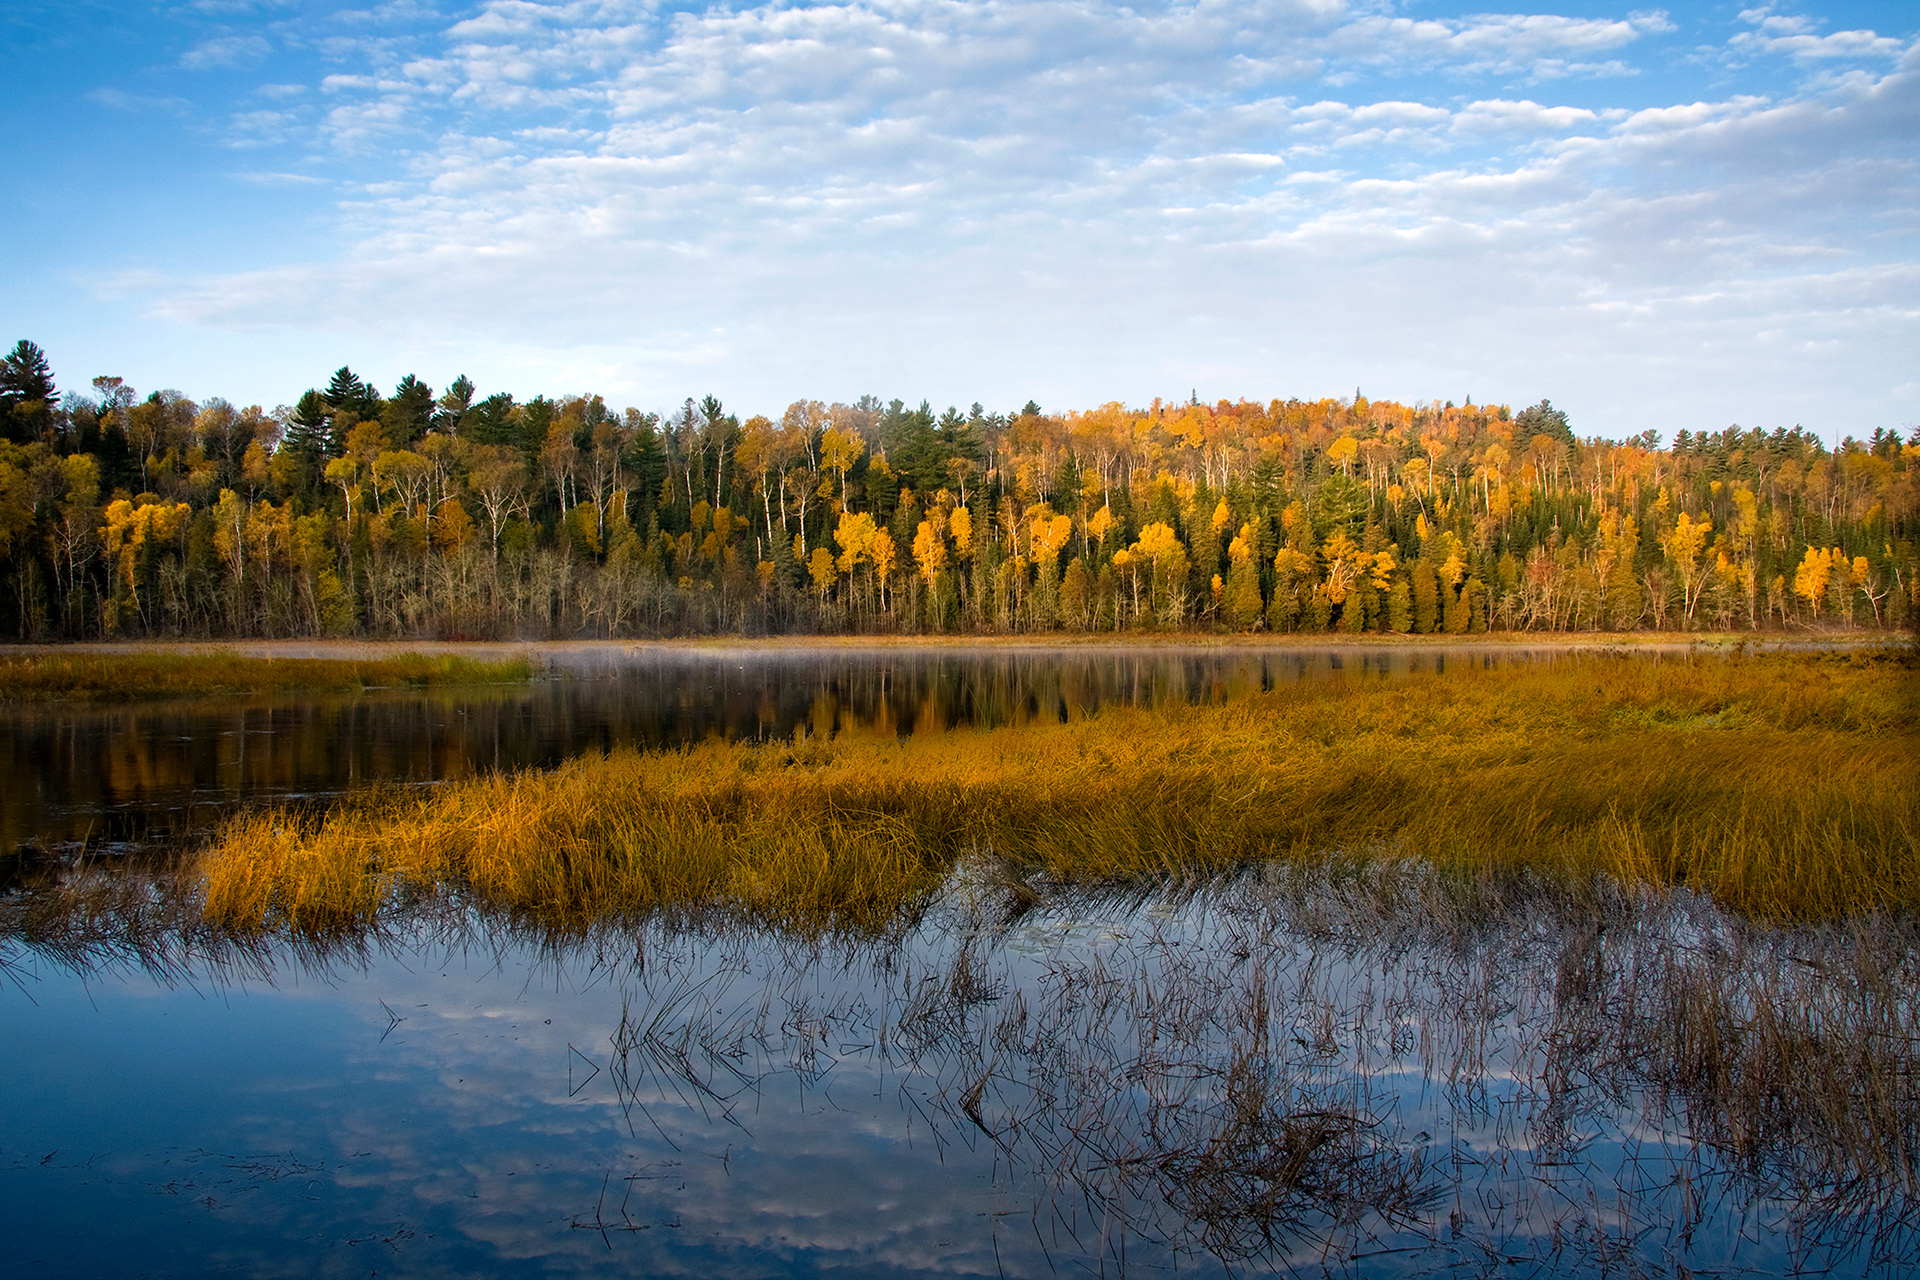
(3, 889), (1910, 1278)
(1, 644), (1548, 856)
(4, 644), (1909, 1277)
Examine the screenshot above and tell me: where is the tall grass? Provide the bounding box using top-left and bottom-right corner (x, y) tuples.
(197, 648), (1918, 931)
(0, 650), (537, 701)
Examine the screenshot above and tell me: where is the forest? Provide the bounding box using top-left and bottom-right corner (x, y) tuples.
(0, 339), (1914, 640)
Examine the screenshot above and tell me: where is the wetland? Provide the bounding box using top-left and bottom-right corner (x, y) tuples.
(2, 641), (1916, 1277)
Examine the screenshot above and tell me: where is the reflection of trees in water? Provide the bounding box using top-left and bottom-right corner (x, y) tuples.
(2, 647), (1558, 855)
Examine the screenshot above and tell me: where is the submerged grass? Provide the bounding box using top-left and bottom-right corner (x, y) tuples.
(198, 647), (1919, 932)
(0, 649), (538, 701)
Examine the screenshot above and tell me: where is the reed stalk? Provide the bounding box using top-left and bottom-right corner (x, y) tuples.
(196, 648), (1918, 931)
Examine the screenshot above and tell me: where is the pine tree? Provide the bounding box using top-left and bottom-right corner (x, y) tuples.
(324, 366), (381, 421)
(1, 340), (55, 408)
(1386, 579), (1412, 633)
(1, 340), (56, 443)
(436, 375), (476, 434)
(383, 375), (435, 447)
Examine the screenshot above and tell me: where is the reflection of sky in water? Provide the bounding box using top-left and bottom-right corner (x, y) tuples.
(4, 891), (1908, 1277)
(2, 644), (1570, 854)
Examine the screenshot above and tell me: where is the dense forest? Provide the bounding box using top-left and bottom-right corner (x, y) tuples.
(0, 340), (1914, 640)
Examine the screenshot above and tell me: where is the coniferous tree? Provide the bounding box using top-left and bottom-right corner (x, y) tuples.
(1, 340), (56, 442)
(1411, 560), (1439, 633)
(436, 375), (476, 434)
(384, 375), (436, 447)
(1515, 399), (1574, 447)
(278, 389), (332, 496)
(324, 367), (381, 422)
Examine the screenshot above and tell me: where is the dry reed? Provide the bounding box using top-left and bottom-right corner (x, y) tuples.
(196, 648), (1919, 931)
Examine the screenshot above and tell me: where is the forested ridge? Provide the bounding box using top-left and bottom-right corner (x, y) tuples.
(0, 340), (1914, 640)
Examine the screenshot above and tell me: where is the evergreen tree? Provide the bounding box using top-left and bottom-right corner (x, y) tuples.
(324, 366), (382, 421)
(1386, 579), (1412, 633)
(1, 340), (56, 443)
(1, 340), (55, 407)
(468, 393), (520, 451)
(436, 375), (476, 434)
(383, 375), (435, 447)
(283, 389), (332, 461)
(1411, 560), (1439, 633)
(1515, 400), (1574, 447)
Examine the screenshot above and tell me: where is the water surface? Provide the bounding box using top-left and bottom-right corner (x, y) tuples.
(2, 644), (1554, 855)
(4, 883), (1911, 1278)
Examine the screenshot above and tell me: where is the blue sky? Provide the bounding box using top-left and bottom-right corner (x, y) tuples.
(2, 1), (1914, 439)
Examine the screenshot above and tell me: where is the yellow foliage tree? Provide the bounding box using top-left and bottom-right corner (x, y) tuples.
(99, 498), (192, 629)
(835, 510), (878, 573)
(912, 520), (946, 585)
(1793, 546), (1833, 617)
(949, 505), (973, 559)
(1660, 511), (1713, 627)
(807, 546), (837, 599)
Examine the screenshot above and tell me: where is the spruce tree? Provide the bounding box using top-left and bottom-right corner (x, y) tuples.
(1411, 560), (1439, 633)
(280, 390), (333, 496)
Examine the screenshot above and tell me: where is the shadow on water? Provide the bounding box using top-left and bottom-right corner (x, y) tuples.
(2, 861), (1916, 1277)
(0, 644), (1557, 856)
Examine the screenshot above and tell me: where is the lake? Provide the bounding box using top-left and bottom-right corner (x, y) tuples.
(1, 643), (1548, 857)
(2, 643), (1912, 1277)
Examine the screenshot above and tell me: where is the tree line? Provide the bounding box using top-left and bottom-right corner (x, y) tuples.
(0, 340), (1914, 640)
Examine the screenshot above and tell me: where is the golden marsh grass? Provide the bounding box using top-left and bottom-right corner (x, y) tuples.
(198, 648), (1918, 931)
(0, 649), (537, 701)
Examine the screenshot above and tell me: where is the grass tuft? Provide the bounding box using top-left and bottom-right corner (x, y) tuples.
(194, 648), (1919, 932)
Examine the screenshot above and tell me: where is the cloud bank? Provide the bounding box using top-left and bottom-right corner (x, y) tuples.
(29, 1), (1920, 434)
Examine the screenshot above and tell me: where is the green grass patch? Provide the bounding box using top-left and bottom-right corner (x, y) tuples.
(0, 649), (539, 701)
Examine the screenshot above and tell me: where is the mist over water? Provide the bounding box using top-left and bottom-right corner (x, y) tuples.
(2, 645), (1550, 856)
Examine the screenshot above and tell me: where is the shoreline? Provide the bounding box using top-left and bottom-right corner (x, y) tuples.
(0, 629), (1895, 663)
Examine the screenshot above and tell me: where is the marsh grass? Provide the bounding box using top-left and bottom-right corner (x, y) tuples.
(6, 850), (1918, 1272)
(193, 648), (1917, 932)
(0, 649), (538, 701)
(580, 875), (1920, 1273)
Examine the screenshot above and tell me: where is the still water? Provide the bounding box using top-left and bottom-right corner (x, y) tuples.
(4, 887), (1911, 1278)
(4, 644), (1909, 1277)
(1, 644), (1545, 857)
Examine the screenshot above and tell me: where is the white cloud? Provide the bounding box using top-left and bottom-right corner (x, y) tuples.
(1730, 7), (1910, 62)
(65, 0), (1918, 436)
(181, 33), (274, 69)
(1329, 10), (1671, 77)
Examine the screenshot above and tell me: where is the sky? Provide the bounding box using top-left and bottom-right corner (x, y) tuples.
(1, 0), (1914, 441)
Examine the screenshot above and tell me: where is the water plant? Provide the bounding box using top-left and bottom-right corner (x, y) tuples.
(192, 648), (1918, 931)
